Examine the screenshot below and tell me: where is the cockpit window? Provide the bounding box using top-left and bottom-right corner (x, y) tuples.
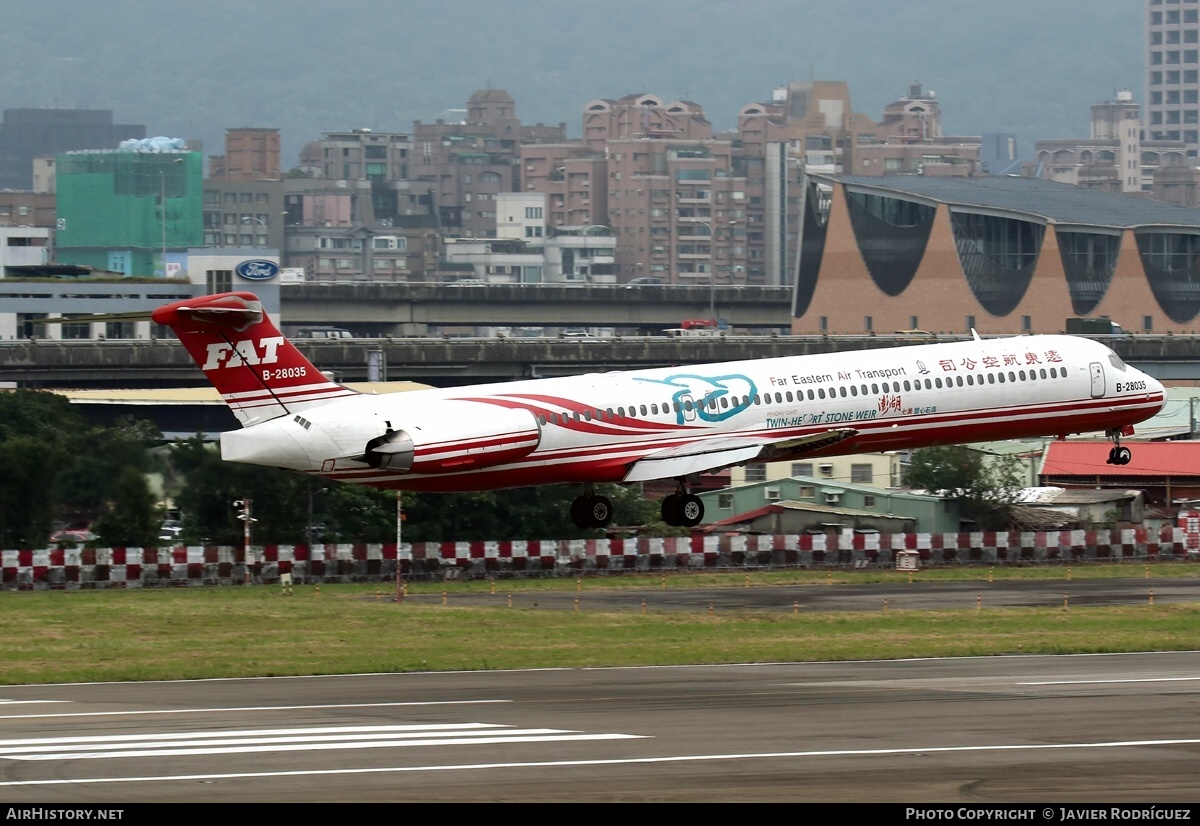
(1108, 353), (1126, 371)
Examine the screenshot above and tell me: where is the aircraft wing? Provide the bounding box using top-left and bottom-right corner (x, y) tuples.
(622, 428), (857, 483)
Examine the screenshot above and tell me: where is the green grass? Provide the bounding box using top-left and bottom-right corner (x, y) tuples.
(2, 572), (1200, 685)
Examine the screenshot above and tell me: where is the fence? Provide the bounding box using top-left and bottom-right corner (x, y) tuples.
(3, 528), (1199, 590)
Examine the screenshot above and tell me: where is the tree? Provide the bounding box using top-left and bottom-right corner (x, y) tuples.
(92, 466), (161, 547)
(56, 419), (161, 514)
(0, 435), (63, 548)
(907, 446), (1023, 530)
(170, 437), (307, 545)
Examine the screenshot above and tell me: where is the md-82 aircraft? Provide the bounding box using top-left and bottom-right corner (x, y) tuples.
(152, 292), (1166, 528)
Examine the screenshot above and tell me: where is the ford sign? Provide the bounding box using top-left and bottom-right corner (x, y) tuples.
(236, 260), (280, 281)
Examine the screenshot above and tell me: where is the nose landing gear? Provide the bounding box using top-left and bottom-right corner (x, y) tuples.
(1106, 428), (1132, 466)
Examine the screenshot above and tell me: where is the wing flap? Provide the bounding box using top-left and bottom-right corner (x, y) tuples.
(622, 428), (857, 483)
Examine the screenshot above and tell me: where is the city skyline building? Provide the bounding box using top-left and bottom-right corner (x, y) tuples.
(208, 127), (282, 182)
(411, 88), (566, 237)
(1145, 0), (1200, 157)
(0, 108), (144, 191)
(1036, 90), (1191, 200)
(55, 149), (203, 278)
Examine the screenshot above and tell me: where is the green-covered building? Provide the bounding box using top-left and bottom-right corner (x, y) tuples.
(699, 476), (962, 534)
(55, 150), (203, 277)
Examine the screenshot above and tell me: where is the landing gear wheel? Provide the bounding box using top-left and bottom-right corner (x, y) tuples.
(571, 494), (614, 528)
(588, 495), (614, 527)
(1107, 445), (1132, 466)
(570, 496), (591, 528)
(661, 493), (704, 527)
(661, 494), (682, 526)
(678, 494), (704, 527)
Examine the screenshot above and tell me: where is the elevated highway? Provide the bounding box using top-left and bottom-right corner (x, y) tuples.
(280, 282), (792, 335)
(3, 333), (1198, 389)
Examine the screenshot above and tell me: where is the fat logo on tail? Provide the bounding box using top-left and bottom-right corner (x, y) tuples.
(151, 291), (356, 426)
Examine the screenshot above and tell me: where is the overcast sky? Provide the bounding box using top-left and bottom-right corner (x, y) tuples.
(2, 0), (1144, 165)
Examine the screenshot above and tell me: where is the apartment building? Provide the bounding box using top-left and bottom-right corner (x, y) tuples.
(1036, 90), (1190, 198)
(1146, 0), (1200, 157)
(410, 89), (566, 237)
(208, 127), (282, 182)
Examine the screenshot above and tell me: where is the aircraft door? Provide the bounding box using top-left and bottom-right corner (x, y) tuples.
(1089, 362), (1105, 398)
(678, 393), (697, 422)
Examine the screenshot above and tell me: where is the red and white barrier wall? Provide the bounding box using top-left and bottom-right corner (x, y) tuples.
(2, 528), (1198, 589)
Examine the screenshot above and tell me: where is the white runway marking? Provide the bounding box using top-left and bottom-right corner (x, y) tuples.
(0, 699), (508, 721)
(1, 735), (1197, 788)
(0, 700), (68, 706)
(0, 723), (646, 761)
(1019, 677), (1200, 686)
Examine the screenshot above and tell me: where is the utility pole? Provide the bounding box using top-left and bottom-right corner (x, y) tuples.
(234, 498), (255, 584)
(395, 491), (405, 602)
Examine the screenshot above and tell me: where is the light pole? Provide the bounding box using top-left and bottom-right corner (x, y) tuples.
(574, 224), (610, 283)
(693, 219), (733, 320)
(241, 212), (286, 248)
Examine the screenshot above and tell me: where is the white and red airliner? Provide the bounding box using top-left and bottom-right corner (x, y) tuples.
(152, 292), (1166, 528)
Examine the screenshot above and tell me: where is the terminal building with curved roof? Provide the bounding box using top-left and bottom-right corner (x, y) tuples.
(793, 174), (1200, 335)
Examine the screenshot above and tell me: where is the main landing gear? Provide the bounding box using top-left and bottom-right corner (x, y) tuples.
(569, 481), (706, 529)
(570, 485), (614, 529)
(660, 482), (704, 528)
(1106, 428), (1132, 466)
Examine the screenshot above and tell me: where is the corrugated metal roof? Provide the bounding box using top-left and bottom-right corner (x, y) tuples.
(1041, 441), (1200, 477)
(823, 174), (1200, 230)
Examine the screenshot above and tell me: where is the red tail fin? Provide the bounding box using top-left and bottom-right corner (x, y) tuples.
(151, 292), (356, 426)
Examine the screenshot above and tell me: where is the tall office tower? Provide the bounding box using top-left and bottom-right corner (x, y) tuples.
(1146, 0), (1200, 157)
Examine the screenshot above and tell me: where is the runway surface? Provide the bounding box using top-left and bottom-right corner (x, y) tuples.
(2, 651), (1200, 802)
(402, 575), (1200, 612)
